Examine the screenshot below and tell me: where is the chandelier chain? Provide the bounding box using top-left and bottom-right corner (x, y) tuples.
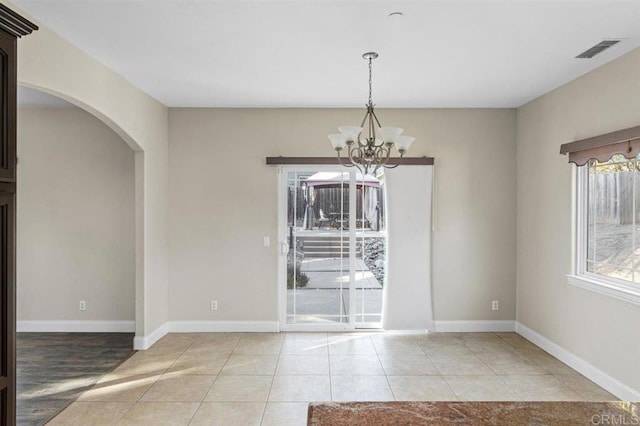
(368, 57), (373, 106)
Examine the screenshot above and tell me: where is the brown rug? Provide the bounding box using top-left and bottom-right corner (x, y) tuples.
(308, 401), (639, 425)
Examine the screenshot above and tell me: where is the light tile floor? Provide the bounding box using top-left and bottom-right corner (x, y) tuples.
(48, 331), (617, 425)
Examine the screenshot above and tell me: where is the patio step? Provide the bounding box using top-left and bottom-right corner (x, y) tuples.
(301, 240), (349, 246)
(303, 251), (361, 258)
(297, 236), (361, 258)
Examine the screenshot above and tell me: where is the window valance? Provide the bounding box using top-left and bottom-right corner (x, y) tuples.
(559, 125), (640, 166)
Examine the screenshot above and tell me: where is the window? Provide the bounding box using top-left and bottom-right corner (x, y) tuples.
(571, 154), (640, 304)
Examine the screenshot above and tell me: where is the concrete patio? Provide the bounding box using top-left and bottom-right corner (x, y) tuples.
(287, 258), (383, 324)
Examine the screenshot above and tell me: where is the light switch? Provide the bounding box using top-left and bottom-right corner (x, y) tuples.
(263, 236), (270, 247)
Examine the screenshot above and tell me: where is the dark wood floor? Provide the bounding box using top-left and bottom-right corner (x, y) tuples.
(17, 333), (135, 425)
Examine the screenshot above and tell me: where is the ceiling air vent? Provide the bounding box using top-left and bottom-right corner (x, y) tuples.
(576, 40), (620, 59)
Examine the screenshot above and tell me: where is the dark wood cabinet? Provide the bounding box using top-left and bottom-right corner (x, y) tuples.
(0, 188), (15, 425)
(0, 31), (16, 183)
(0, 4), (36, 424)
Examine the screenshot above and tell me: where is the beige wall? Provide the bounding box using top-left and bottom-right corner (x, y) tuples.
(17, 107), (135, 321)
(168, 108), (516, 322)
(12, 1), (170, 338)
(517, 48), (640, 391)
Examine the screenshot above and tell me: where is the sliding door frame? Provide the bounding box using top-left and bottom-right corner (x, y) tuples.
(277, 165), (357, 332)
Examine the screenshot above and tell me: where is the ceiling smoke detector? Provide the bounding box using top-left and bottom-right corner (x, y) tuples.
(576, 40), (621, 59)
(388, 12), (403, 18)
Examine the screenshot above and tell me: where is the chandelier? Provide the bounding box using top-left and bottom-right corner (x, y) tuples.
(328, 52), (414, 175)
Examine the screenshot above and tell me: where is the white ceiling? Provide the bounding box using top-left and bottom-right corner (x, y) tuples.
(13, 0), (640, 108)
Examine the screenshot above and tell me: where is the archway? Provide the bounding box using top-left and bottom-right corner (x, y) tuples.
(16, 85), (138, 334)
(16, 20), (171, 347)
(17, 82), (147, 342)
(15, 87), (142, 424)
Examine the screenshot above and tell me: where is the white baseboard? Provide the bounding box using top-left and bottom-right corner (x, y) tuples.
(433, 320), (516, 333)
(516, 322), (640, 401)
(132, 321), (279, 350)
(168, 321), (280, 333)
(133, 322), (169, 350)
(17, 320), (135, 333)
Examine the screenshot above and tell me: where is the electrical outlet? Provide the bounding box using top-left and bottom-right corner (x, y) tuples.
(210, 300), (218, 311)
(79, 300), (87, 311)
(492, 300), (499, 311)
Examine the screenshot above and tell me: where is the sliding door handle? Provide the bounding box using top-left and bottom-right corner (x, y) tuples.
(280, 241), (289, 256)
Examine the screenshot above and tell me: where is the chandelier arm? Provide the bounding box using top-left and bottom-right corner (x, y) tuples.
(378, 145), (392, 166)
(370, 111), (376, 142)
(360, 108), (369, 128)
(370, 109), (383, 129)
(336, 149), (356, 168)
(349, 145), (366, 175)
(383, 152), (405, 169)
(368, 145), (387, 175)
(372, 157), (383, 175)
(347, 144), (358, 164)
(348, 144), (363, 167)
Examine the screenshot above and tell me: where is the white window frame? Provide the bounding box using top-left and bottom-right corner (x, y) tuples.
(568, 163), (640, 305)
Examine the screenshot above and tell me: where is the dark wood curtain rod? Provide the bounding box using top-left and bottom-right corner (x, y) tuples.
(559, 124), (640, 166)
(560, 124), (640, 155)
(266, 156), (434, 165)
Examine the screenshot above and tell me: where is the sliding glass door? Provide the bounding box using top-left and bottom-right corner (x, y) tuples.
(278, 166), (386, 330)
